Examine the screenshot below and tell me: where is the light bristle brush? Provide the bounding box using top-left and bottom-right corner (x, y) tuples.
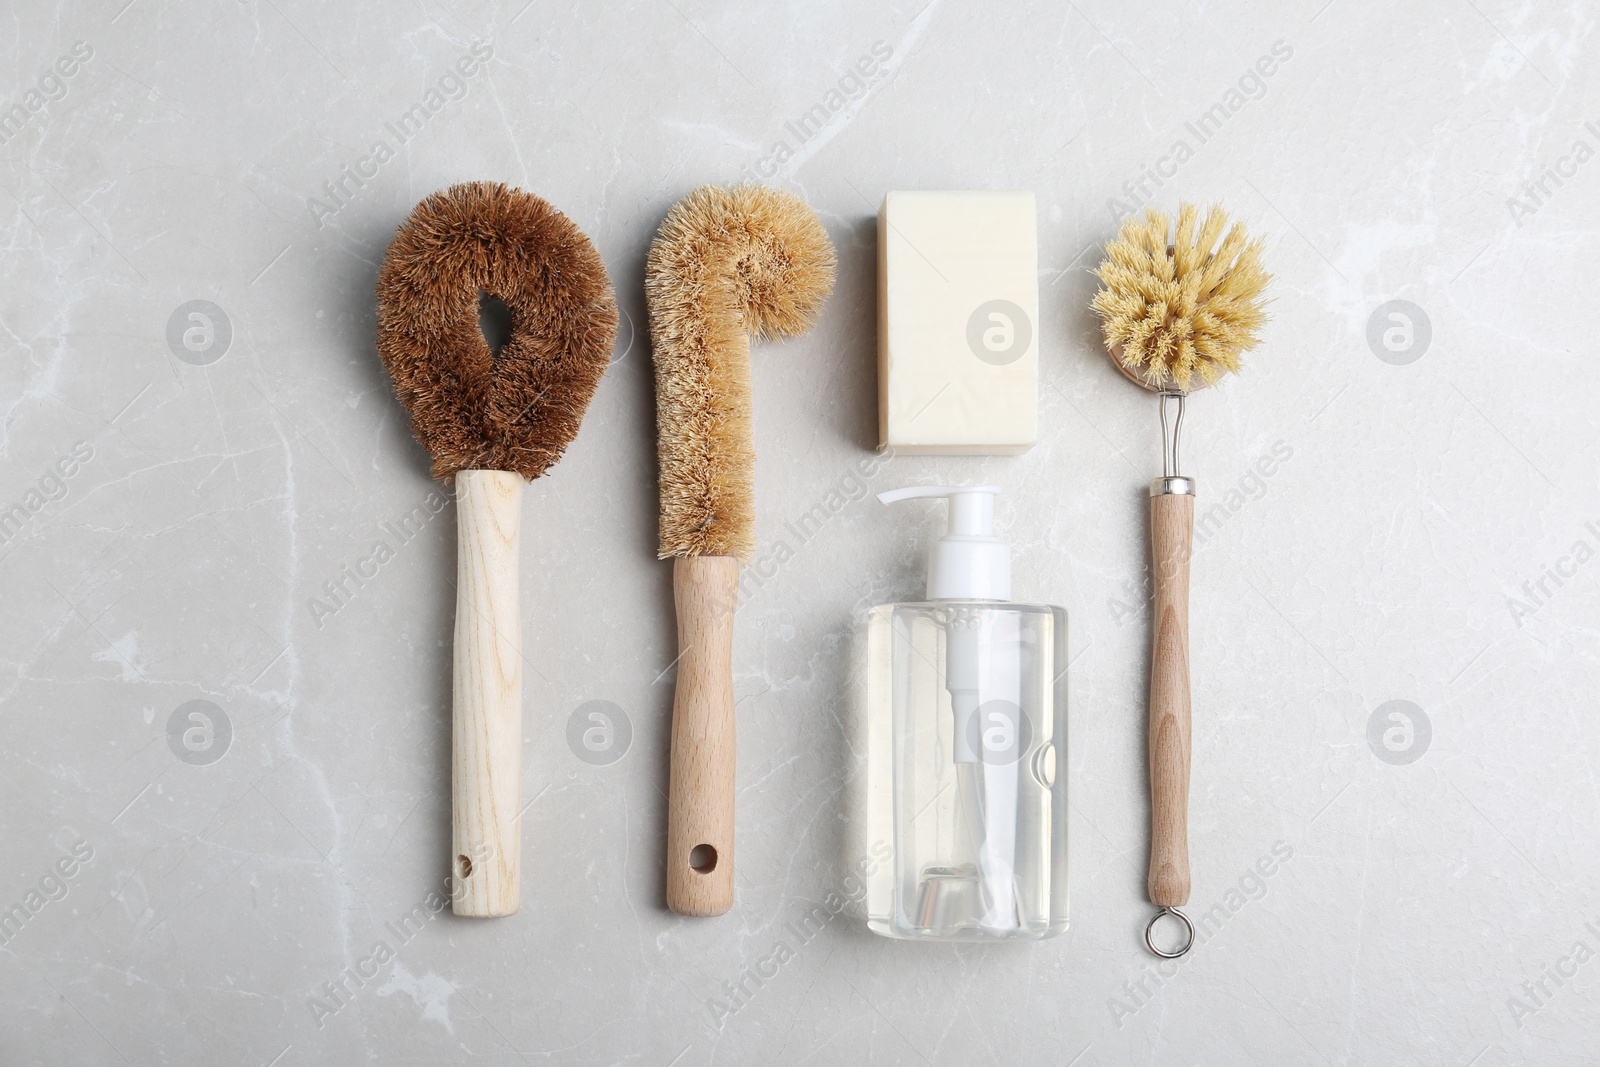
(1091, 203), (1269, 956)
(376, 182), (617, 917)
(647, 184), (835, 916)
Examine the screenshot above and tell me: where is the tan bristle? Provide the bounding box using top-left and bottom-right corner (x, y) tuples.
(647, 184), (836, 561)
(1091, 203), (1270, 392)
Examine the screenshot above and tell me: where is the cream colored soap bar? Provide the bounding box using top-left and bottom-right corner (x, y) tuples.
(878, 190), (1038, 455)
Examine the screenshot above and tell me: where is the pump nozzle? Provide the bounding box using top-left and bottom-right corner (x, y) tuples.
(877, 485), (1010, 601)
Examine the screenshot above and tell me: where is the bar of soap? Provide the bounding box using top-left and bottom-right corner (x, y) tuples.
(878, 190), (1038, 456)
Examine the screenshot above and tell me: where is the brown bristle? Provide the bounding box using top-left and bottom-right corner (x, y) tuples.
(1091, 203), (1270, 392)
(647, 184), (836, 561)
(375, 182), (618, 481)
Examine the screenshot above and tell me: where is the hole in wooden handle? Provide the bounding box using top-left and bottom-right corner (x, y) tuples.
(457, 853), (473, 880)
(688, 844), (717, 874)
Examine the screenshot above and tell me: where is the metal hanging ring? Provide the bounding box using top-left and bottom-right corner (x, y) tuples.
(1143, 906), (1195, 958)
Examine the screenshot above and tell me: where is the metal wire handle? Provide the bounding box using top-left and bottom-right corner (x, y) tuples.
(1158, 391), (1186, 479)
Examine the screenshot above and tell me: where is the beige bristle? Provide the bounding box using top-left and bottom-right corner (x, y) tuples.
(1091, 203), (1270, 392)
(647, 184), (836, 561)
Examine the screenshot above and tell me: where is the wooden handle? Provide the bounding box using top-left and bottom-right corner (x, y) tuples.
(1147, 489), (1193, 907)
(666, 554), (739, 916)
(452, 469), (524, 917)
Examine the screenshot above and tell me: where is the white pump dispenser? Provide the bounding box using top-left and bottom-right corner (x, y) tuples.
(876, 485), (1011, 601)
(865, 483), (1069, 941)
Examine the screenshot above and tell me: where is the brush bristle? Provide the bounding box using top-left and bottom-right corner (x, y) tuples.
(375, 181), (617, 481)
(647, 184), (836, 561)
(1091, 203), (1270, 392)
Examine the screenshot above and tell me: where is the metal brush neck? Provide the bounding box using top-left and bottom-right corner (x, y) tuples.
(1152, 391), (1194, 497)
(1157, 391), (1185, 477)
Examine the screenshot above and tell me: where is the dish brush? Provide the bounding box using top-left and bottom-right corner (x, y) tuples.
(647, 184), (835, 915)
(377, 181), (617, 916)
(1091, 202), (1269, 955)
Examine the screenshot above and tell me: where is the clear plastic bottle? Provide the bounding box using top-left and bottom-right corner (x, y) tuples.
(864, 486), (1068, 941)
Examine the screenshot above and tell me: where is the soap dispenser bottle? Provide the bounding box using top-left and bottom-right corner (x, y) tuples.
(864, 485), (1068, 940)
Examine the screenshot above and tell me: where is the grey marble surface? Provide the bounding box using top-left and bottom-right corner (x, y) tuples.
(3, 1), (1597, 1064)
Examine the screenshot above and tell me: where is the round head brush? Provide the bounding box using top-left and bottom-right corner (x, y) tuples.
(1091, 203), (1269, 956)
(377, 181), (617, 917)
(647, 184), (835, 915)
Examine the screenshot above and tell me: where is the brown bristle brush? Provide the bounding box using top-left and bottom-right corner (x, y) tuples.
(1091, 202), (1269, 956)
(377, 181), (617, 917)
(647, 184), (835, 915)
